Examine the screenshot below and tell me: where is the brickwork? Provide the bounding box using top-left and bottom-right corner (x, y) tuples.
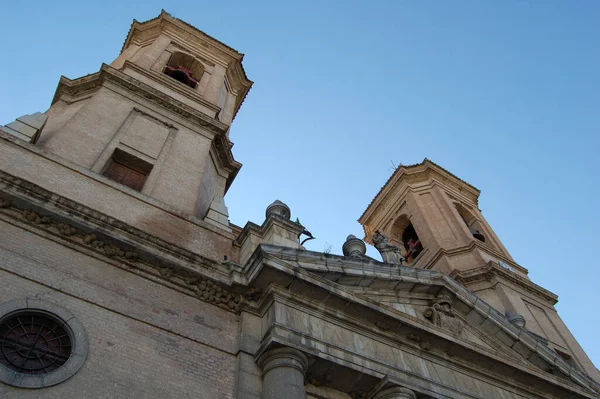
(0, 220), (238, 398)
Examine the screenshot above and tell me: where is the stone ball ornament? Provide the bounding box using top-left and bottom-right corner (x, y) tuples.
(265, 200), (291, 220)
(342, 234), (367, 257)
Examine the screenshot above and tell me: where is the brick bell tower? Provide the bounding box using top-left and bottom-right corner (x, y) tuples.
(359, 159), (600, 380)
(34, 10), (252, 232)
(359, 159), (514, 275)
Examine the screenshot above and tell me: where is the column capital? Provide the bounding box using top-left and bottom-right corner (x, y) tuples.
(256, 347), (308, 377)
(373, 386), (417, 399)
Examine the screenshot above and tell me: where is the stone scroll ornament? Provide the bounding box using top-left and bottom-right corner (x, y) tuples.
(424, 294), (463, 335)
(372, 230), (405, 265)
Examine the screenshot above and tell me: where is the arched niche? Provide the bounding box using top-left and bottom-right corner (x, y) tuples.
(454, 203), (487, 243)
(163, 51), (204, 89)
(389, 215), (424, 264)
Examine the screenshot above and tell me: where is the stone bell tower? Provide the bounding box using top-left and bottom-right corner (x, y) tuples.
(34, 10), (252, 232)
(359, 159), (516, 275)
(359, 159), (600, 380)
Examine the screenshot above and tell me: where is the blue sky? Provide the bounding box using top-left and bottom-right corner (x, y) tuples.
(1, 1), (599, 368)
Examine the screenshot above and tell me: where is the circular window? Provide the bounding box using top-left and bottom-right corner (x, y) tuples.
(1, 311), (72, 374)
(0, 299), (88, 388)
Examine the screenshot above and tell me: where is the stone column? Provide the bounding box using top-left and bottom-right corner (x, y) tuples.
(257, 347), (308, 399)
(373, 386), (417, 399)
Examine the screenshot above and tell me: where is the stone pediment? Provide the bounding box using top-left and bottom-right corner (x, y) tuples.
(249, 244), (600, 397)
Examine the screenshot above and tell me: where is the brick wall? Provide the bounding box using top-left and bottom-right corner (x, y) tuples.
(0, 220), (239, 398)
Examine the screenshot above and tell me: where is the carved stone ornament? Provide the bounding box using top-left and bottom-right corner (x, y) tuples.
(0, 176), (267, 314)
(342, 234), (366, 258)
(372, 230), (405, 265)
(424, 294), (463, 336)
(265, 200), (291, 220)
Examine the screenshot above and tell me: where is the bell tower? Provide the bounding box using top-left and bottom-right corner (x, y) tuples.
(33, 10), (252, 232)
(360, 159), (516, 275)
(359, 159), (600, 380)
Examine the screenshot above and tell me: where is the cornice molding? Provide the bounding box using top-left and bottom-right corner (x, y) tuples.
(248, 245), (599, 396)
(52, 63), (226, 135)
(0, 171), (265, 314)
(51, 63), (242, 191)
(122, 10), (245, 62)
(419, 240), (529, 275)
(124, 60), (221, 114)
(119, 11), (253, 120)
(450, 262), (558, 305)
(359, 159), (480, 224)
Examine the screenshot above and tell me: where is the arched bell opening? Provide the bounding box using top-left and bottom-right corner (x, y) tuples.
(401, 223), (423, 262)
(163, 51), (203, 89)
(455, 203), (486, 243)
(390, 215), (424, 264)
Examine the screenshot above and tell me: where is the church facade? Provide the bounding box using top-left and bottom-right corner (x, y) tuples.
(0, 11), (598, 399)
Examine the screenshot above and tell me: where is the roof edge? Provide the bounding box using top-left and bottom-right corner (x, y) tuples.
(358, 158), (480, 223)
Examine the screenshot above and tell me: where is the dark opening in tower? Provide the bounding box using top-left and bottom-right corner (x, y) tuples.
(390, 215), (424, 264)
(401, 223), (423, 262)
(163, 51), (203, 89)
(455, 203), (486, 243)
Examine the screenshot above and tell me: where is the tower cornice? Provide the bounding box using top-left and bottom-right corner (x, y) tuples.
(450, 261), (558, 305)
(119, 10), (253, 120)
(51, 63), (242, 192)
(359, 159), (480, 225)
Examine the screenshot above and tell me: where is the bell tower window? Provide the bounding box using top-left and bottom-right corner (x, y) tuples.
(102, 149), (153, 192)
(401, 223), (423, 261)
(163, 51), (204, 89)
(390, 215), (424, 264)
(455, 203), (486, 242)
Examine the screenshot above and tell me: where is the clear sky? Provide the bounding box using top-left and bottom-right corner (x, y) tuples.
(1, 1), (598, 369)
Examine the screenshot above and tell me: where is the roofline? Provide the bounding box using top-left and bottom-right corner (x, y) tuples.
(119, 10), (253, 122)
(121, 10), (243, 58)
(249, 244), (600, 396)
(358, 158), (480, 223)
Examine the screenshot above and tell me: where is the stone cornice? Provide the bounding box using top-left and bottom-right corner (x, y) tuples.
(257, 287), (571, 399)
(245, 244), (600, 396)
(122, 10), (245, 62)
(119, 10), (253, 120)
(124, 60), (221, 114)
(450, 262), (558, 305)
(235, 215), (305, 247)
(52, 63), (227, 135)
(420, 239), (529, 275)
(51, 63), (242, 191)
(0, 171), (268, 314)
(0, 133), (235, 240)
(359, 159), (480, 224)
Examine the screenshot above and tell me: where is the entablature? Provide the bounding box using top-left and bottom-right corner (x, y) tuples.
(451, 261), (557, 305)
(242, 244), (600, 397)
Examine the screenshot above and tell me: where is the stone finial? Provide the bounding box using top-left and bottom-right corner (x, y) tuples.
(505, 310), (526, 328)
(265, 200), (291, 220)
(342, 235), (366, 258)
